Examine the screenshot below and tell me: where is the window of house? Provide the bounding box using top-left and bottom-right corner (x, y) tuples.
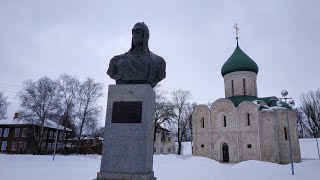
(52, 143), (56, 150)
(1, 141), (8, 151)
(43, 130), (48, 139)
(54, 132), (57, 139)
(59, 132), (63, 140)
(161, 133), (166, 142)
(201, 144), (204, 148)
(47, 143), (52, 151)
(247, 114), (250, 126)
(22, 128), (28, 137)
(63, 133), (66, 140)
(61, 143), (65, 149)
(223, 116), (226, 127)
(57, 143), (61, 150)
(14, 128), (20, 137)
(243, 78), (246, 95)
(247, 144), (252, 148)
(49, 131), (53, 139)
(168, 136), (171, 142)
(19, 141), (26, 151)
(3, 128), (9, 137)
(202, 117), (205, 128)
(41, 142), (46, 150)
(11, 141), (17, 151)
(231, 80), (234, 96)
(284, 127), (288, 140)
(0, 128), (3, 137)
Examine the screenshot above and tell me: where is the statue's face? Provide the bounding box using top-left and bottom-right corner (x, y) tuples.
(132, 29), (144, 46)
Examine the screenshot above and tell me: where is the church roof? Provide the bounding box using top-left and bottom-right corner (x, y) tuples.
(227, 95), (258, 107)
(227, 95), (292, 109)
(221, 43), (259, 76)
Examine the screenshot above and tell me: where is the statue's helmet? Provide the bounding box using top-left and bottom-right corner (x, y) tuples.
(131, 22), (149, 52)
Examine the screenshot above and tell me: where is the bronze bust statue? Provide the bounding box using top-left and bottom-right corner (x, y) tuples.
(107, 22), (166, 88)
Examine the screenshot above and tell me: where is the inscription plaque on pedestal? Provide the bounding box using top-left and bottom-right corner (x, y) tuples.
(112, 101), (142, 123)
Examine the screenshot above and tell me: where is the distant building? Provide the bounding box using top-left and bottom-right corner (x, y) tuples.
(67, 136), (103, 154)
(154, 127), (175, 154)
(192, 42), (301, 164)
(0, 113), (72, 154)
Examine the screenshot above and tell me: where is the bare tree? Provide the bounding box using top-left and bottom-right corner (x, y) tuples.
(56, 74), (80, 139)
(182, 102), (197, 142)
(171, 89), (191, 155)
(300, 90), (320, 138)
(18, 77), (60, 153)
(92, 126), (104, 138)
(300, 89), (320, 158)
(295, 108), (306, 138)
(154, 84), (174, 139)
(75, 78), (103, 154)
(0, 92), (9, 119)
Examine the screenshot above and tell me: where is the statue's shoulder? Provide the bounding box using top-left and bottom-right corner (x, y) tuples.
(110, 53), (127, 62)
(150, 51), (165, 64)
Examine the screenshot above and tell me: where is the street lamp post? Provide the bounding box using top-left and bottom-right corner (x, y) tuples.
(277, 90), (295, 175)
(53, 115), (63, 161)
(53, 122), (59, 161)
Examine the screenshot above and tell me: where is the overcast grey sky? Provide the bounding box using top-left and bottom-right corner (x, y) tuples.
(1, 0), (319, 125)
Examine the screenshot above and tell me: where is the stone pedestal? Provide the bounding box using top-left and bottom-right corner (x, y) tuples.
(96, 84), (156, 180)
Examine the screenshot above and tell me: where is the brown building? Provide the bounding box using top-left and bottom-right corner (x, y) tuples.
(0, 113), (72, 154)
(67, 136), (103, 154)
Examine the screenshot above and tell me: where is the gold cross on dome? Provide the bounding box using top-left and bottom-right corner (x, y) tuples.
(234, 23), (239, 40)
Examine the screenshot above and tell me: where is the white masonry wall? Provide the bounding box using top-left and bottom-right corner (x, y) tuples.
(224, 71), (258, 98)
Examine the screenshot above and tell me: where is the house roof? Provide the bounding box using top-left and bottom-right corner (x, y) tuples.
(0, 118), (72, 131)
(157, 126), (171, 133)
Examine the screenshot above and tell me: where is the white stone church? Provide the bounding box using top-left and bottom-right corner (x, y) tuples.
(192, 41), (301, 164)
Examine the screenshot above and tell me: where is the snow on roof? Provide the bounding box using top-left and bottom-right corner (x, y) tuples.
(258, 104), (291, 111)
(0, 118), (72, 131)
(261, 108), (274, 112)
(67, 137), (103, 141)
(268, 106), (287, 110)
(157, 126), (171, 133)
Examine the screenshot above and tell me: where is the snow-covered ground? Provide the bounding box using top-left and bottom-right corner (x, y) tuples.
(299, 138), (320, 159)
(0, 139), (319, 180)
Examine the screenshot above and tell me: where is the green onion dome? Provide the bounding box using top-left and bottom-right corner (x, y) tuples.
(221, 43), (259, 76)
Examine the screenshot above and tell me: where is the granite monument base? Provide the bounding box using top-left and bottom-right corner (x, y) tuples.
(97, 171), (156, 180)
(96, 84), (156, 180)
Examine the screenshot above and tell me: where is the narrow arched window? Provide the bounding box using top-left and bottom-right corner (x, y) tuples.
(223, 116), (226, 127)
(231, 80), (234, 96)
(247, 114), (250, 126)
(284, 127), (288, 140)
(201, 118), (205, 128)
(243, 78), (246, 95)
